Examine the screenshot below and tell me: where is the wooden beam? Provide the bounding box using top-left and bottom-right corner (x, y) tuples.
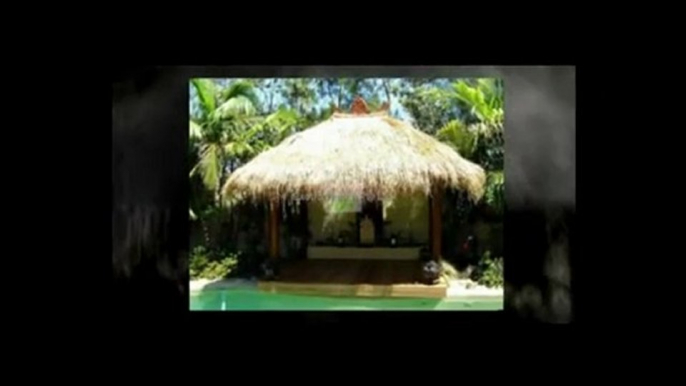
(269, 200), (280, 259)
(431, 187), (443, 261)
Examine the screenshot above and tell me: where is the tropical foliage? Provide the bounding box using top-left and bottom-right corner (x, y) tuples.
(189, 246), (238, 280)
(474, 251), (504, 288)
(189, 78), (505, 283)
(434, 79), (505, 214)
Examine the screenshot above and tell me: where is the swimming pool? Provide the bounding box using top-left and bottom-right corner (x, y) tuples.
(190, 289), (503, 311)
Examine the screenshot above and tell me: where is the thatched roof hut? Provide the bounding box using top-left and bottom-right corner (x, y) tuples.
(223, 98), (486, 203)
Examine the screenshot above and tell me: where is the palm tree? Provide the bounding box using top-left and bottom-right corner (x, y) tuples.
(189, 80), (301, 249)
(190, 79), (300, 208)
(189, 79), (261, 206)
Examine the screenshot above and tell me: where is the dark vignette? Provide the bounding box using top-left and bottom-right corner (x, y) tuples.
(112, 66), (576, 323)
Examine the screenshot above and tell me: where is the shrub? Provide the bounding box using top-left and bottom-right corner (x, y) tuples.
(476, 252), (503, 288)
(440, 260), (460, 281)
(483, 171), (504, 215)
(200, 257), (238, 279)
(189, 246), (239, 280)
(189, 246), (210, 278)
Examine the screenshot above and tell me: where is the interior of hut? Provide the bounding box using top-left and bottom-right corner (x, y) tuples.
(306, 193), (429, 248)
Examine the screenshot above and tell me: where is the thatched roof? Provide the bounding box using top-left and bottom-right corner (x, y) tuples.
(223, 98), (486, 203)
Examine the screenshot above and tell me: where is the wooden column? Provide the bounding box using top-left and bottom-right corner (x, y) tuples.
(269, 200), (280, 259)
(300, 199), (308, 259)
(428, 195), (433, 254)
(431, 187), (443, 261)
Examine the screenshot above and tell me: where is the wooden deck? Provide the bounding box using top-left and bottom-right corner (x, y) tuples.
(257, 260), (447, 298)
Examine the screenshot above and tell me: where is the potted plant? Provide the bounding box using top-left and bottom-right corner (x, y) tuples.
(421, 260), (441, 285)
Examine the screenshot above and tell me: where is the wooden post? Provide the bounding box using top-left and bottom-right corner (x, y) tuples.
(431, 187), (442, 261)
(428, 195), (433, 254)
(269, 200), (280, 259)
(300, 199), (308, 259)
(264, 203), (270, 254)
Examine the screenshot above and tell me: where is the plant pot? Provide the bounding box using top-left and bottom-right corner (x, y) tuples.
(421, 260), (441, 285)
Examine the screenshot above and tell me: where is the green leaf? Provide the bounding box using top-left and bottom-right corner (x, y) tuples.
(223, 142), (236, 156)
(194, 143), (221, 191)
(453, 81), (475, 104)
(221, 80), (260, 108)
(189, 120), (202, 139)
(325, 197), (359, 213)
(266, 108), (299, 127)
(479, 78), (504, 110)
(191, 79), (217, 116)
(242, 142), (254, 156)
(484, 171), (505, 213)
(452, 79), (504, 126)
(215, 95), (256, 118)
(437, 119), (477, 159)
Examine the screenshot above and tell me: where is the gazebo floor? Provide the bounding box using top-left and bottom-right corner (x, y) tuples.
(257, 259), (447, 299)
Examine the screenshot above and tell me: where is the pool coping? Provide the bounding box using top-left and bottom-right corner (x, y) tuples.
(190, 278), (503, 299)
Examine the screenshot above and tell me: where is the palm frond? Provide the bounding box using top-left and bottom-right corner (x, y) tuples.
(266, 108), (300, 143)
(189, 120), (202, 139)
(478, 78), (504, 110)
(484, 170), (505, 213)
(224, 141), (254, 159)
(214, 95), (257, 118)
(453, 81), (479, 105)
(221, 81), (259, 108)
(453, 79), (503, 125)
(437, 119), (478, 159)
(190, 79), (217, 117)
(193, 143), (222, 191)
(266, 108), (299, 127)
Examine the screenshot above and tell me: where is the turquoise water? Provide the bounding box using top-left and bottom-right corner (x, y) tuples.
(190, 289), (503, 311)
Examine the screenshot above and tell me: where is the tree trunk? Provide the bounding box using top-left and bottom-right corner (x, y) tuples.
(202, 219), (211, 246)
(216, 149), (226, 207)
(267, 79), (275, 113)
(383, 79), (392, 106)
(337, 81), (343, 108)
(352, 79), (361, 101)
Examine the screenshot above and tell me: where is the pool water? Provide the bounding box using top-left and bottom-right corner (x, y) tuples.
(190, 289), (503, 311)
